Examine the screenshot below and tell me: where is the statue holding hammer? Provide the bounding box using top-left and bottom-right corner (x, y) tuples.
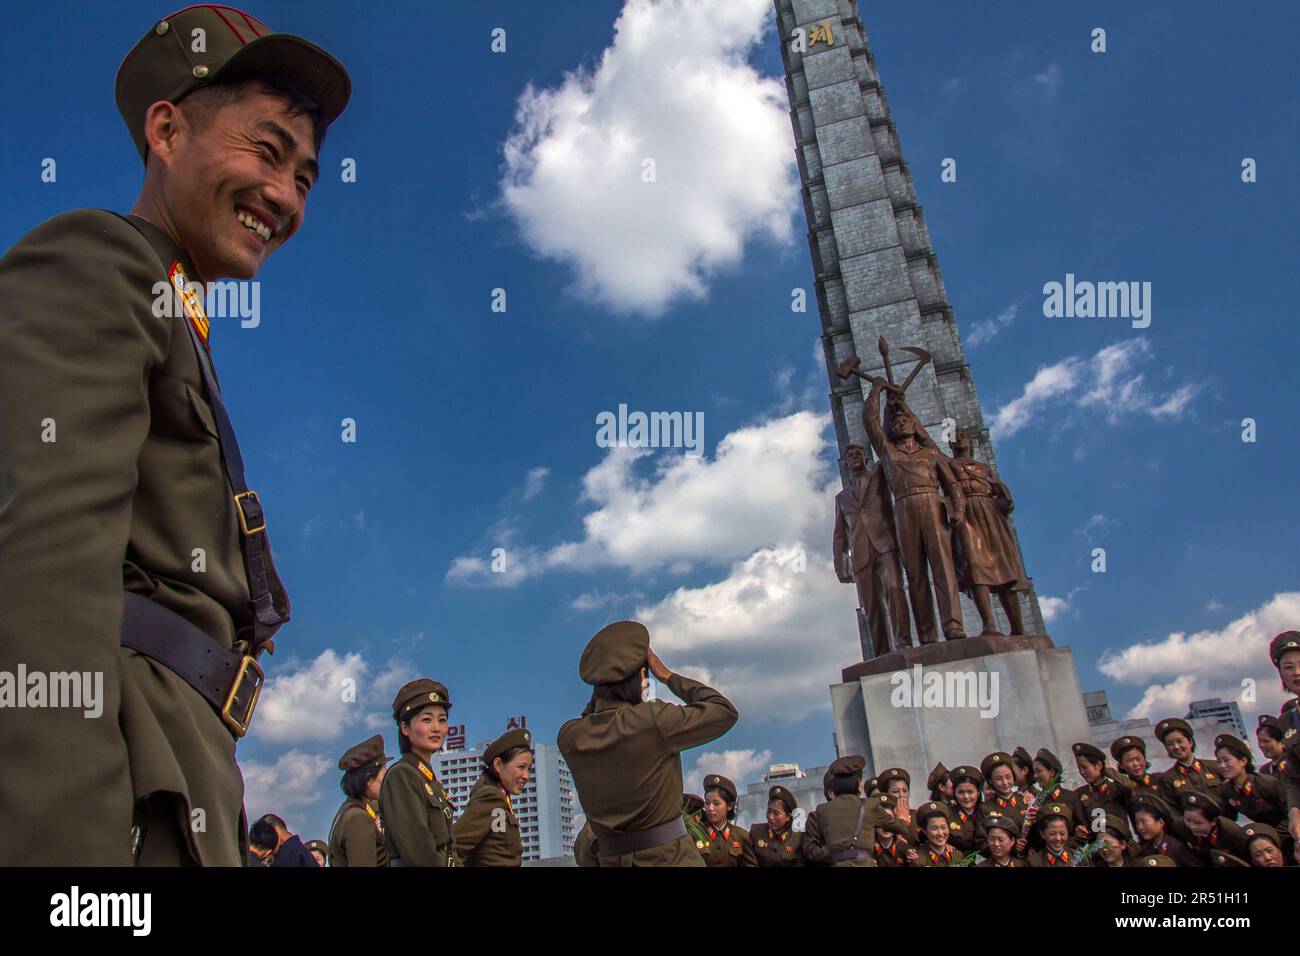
(840, 338), (968, 643)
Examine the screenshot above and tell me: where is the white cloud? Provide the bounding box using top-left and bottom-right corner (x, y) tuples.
(1039, 596), (1070, 622)
(570, 589), (644, 611)
(522, 466), (550, 501)
(1074, 513), (1118, 540)
(447, 410), (837, 585)
(966, 303), (1018, 348)
(1097, 591), (1300, 721)
(637, 545), (861, 722)
(498, 0), (797, 315)
(241, 749), (333, 831)
(685, 748), (774, 790)
(991, 339), (1201, 440)
(256, 649), (413, 745)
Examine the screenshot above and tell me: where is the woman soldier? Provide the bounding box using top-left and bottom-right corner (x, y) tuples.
(1011, 747), (1035, 796)
(926, 763), (953, 805)
(1027, 748), (1084, 846)
(379, 679), (456, 867)
(802, 755), (909, 866)
(976, 752), (1025, 855)
(1111, 734), (1165, 806)
(452, 727), (533, 867)
(1214, 732), (1284, 828)
(947, 765), (984, 857)
(876, 767), (918, 844)
(975, 812), (1023, 867)
(1242, 823), (1288, 867)
(1092, 813), (1134, 868)
(1131, 794), (1201, 866)
(695, 773), (757, 867)
(1268, 630), (1300, 846)
(1072, 742), (1133, 833)
(557, 621), (737, 866)
(305, 840), (329, 867)
(750, 785), (802, 867)
(1256, 715), (1290, 778)
(1179, 791), (1251, 866)
(1153, 717), (1221, 799)
(909, 801), (960, 866)
(1026, 801), (1085, 867)
(328, 734), (390, 867)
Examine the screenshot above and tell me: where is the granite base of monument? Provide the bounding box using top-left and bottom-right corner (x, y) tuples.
(829, 635), (1091, 787)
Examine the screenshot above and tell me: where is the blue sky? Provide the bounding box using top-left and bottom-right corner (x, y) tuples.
(3, 0), (1298, 841)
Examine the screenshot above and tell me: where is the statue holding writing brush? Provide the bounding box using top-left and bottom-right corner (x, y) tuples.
(839, 338), (968, 644)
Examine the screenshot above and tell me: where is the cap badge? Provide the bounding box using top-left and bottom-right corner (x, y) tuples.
(193, 65), (209, 79)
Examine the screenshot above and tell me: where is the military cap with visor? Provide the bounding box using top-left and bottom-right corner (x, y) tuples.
(305, 838), (328, 858)
(1269, 630), (1300, 667)
(1012, 746), (1033, 769)
(1035, 801), (1072, 829)
(979, 751), (1014, 779)
(768, 785), (797, 815)
(926, 762), (949, 791)
(1154, 717), (1194, 743)
(948, 764), (984, 790)
(703, 773), (737, 804)
(1213, 733), (1251, 761)
(1033, 747), (1062, 775)
(1142, 854), (1176, 867)
(916, 801), (952, 826)
(1242, 822), (1281, 850)
(981, 811), (1019, 837)
(1178, 789), (1223, 818)
(829, 754), (866, 777)
(1110, 734), (1146, 761)
(1101, 812), (1131, 842)
(578, 620), (650, 685)
(337, 734), (391, 772)
(1132, 793), (1177, 825)
(116, 5), (352, 163)
(1072, 741), (1106, 764)
(391, 678), (451, 721)
(877, 767), (910, 788)
(483, 727), (533, 770)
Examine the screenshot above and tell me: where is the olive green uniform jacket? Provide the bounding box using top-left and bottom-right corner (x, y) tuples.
(694, 819), (758, 867)
(328, 798), (387, 868)
(749, 824), (803, 867)
(452, 774), (523, 867)
(1157, 758), (1222, 802)
(800, 794), (907, 867)
(573, 821), (599, 867)
(379, 752), (455, 867)
(557, 672), (738, 867)
(0, 210), (272, 866)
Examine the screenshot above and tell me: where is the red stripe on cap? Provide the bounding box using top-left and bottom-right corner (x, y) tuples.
(237, 10), (263, 37)
(210, 6), (247, 44)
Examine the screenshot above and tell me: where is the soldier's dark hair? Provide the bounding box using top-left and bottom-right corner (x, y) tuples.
(830, 774), (861, 797)
(341, 763), (382, 799)
(248, 819), (279, 851)
(592, 669), (644, 705)
(174, 73), (326, 153)
(484, 746), (532, 782)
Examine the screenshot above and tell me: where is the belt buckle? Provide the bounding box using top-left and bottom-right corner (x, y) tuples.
(221, 654), (264, 737)
(233, 490), (267, 535)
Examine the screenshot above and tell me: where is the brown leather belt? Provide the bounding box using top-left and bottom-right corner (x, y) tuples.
(119, 591), (263, 737)
(594, 816), (688, 856)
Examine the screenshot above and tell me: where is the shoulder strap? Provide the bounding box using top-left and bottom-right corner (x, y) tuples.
(105, 211), (289, 655)
(849, 796), (868, 848)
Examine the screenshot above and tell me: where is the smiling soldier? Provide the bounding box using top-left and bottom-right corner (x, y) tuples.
(0, 6), (349, 865)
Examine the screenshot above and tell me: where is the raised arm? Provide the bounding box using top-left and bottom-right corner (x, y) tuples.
(862, 378), (887, 458)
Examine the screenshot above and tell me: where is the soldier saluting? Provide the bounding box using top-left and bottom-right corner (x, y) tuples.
(0, 6), (348, 865)
(558, 621), (738, 866)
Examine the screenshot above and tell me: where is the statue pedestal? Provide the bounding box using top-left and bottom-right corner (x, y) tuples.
(829, 635), (1092, 784)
